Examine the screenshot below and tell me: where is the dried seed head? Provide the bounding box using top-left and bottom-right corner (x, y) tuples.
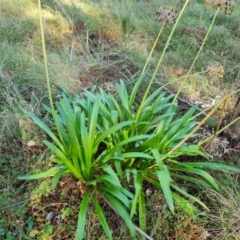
(194, 128), (230, 157)
(206, 61), (224, 84)
(205, 0), (236, 15)
(224, 0), (236, 15)
(155, 7), (178, 24)
(203, 137), (229, 157)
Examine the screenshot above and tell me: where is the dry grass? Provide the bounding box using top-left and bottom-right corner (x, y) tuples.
(202, 171), (240, 239)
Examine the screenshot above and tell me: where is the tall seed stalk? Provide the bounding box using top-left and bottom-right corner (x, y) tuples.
(37, 0), (53, 111)
(173, 7), (220, 102)
(37, 0), (65, 143)
(141, 20), (166, 75)
(136, 0), (190, 121)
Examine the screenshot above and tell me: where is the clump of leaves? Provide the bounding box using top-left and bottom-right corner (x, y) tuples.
(19, 93), (139, 238)
(19, 75), (240, 239)
(18, 0), (240, 239)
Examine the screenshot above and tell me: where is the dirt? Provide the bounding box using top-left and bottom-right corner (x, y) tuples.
(25, 176), (80, 240)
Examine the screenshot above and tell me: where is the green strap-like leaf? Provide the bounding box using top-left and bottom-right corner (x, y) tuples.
(95, 120), (134, 147)
(120, 187), (134, 200)
(80, 112), (92, 179)
(172, 192), (196, 216)
(156, 166), (174, 214)
(143, 173), (208, 211)
(159, 104), (177, 131)
(27, 112), (64, 152)
(99, 186), (131, 209)
(114, 160), (122, 178)
(121, 152), (153, 159)
(142, 88), (166, 109)
(107, 94), (124, 120)
(88, 97), (100, 146)
(93, 194), (112, 239)
(18, 167), (61, 180)
(139, 191), (146, 237)
(77, 190), (91, 240)
(52, 169), (66, 189)
(170, 183), (208, 210)
(171, 173), (212, 188)
(104, 192), (136, 238)
(180, 162), (240, 172)
(151, 148), (163, 170)
(141, 112), (174, 134)
(180, 104), (198, 123)
(116, 80), (129, 111)
(169, 165), (219, 190)
(95, 134), (151, 165)
(102, 165), (121, 187)
(43, 140), (81, 179)
(129, 74), (145, 108)
(97, 175), (122, 189)
(130, 170), (142, 218)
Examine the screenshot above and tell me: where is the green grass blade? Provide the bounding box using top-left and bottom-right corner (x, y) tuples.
(129, 74), (145, 108)
(97, 175), (122, 188)
(139, 191), (146, 238)
(99, 186), (131, 209)
(156, 166), (174, 213)
(102, 165), (121, 187)
(171, 173), (213, 188)
(94, 120), (134, 146)
(105, 94), (124, 120)
(121, 152), (154, 159)
(77, 190), (91, 240)
(88, 97), (100, 146)
(80, 112), (93, 179)
(170, 165), (219, 190)
(130, 170), (142, 218)
(182, 162), (240, 172)
(180, 105), (198, 123)
(52, 168), (66, 189)
(151, 93), (174, 111)
(57, 97), (77, 140)
(104, 192), (136, 238)
(27, 112), (64, 151)
(161, 105), (177, 130)
(172, 192), (197, 216)
(151, 148), (163, 170)
(141, 112), (174, 133)
(43, 140), (81, 179)
(116, 80), (129, 110)
(114, 160), (123, 178)
(113, 134), (151, 149)
(93, 194), (112, 239)
(96, 134), (151, 161)
(18, 167), (60, 180)
(69, 139), (82, 174)
(54, 118), (69, 146)
(142, 90), (166, 110)
(170, 184), (209, 210)
(120, 187), (135, 200)
(172, 145), (206, 158)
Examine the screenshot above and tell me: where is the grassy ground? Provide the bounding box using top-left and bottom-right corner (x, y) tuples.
(1, 0), (240, 239)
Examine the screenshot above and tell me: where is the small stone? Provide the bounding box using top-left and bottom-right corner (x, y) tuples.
(55, 214), (62, 224)
(45, 212), (54, 222)
(27, 140), (37, 147)
(146, 188), (153, 196)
